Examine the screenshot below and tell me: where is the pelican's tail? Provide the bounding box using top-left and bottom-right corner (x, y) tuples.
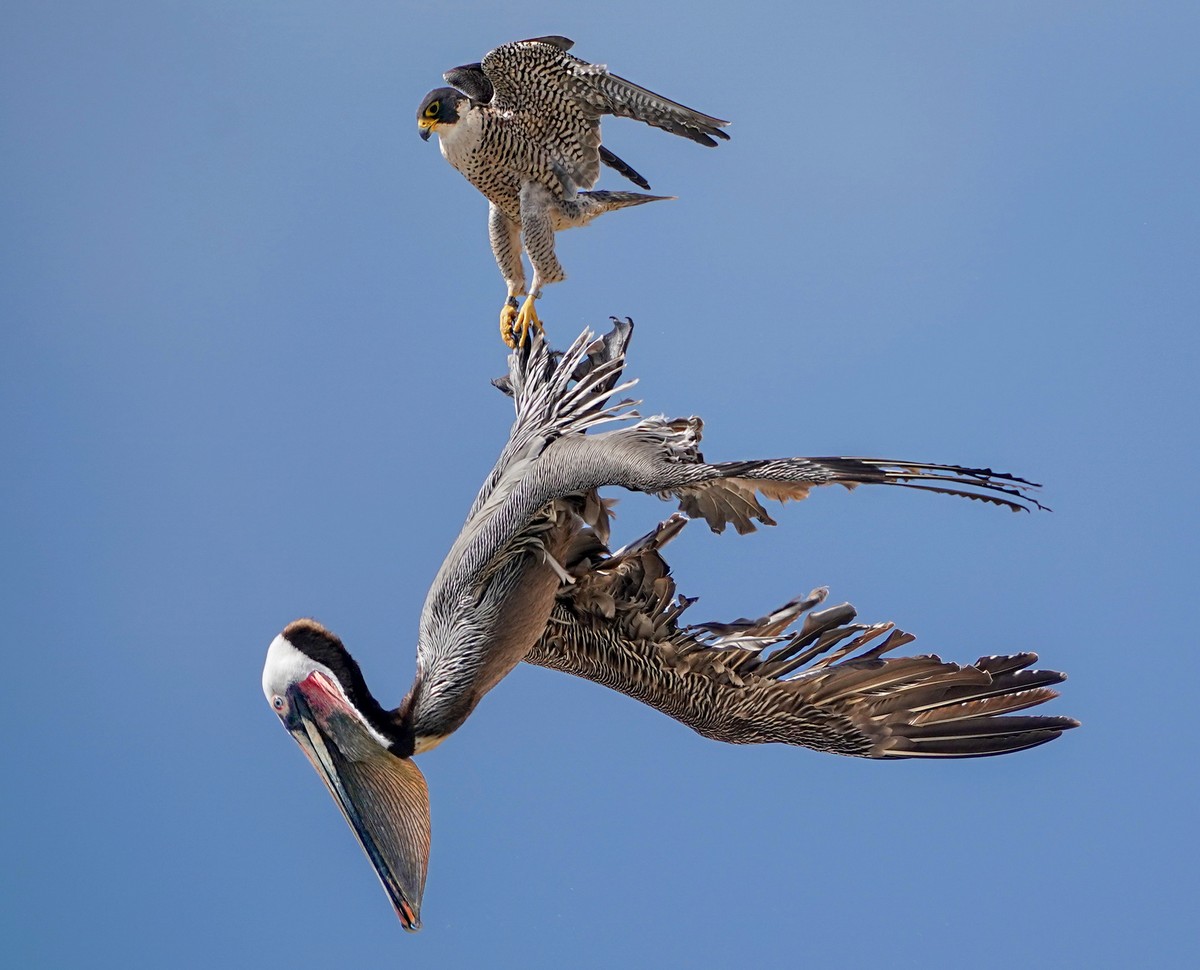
(502, 320), (640, 443)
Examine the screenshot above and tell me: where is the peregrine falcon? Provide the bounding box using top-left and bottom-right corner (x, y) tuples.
(416, 36), (729, 346)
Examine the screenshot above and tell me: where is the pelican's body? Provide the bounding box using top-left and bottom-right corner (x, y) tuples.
(263, 322), (1076, 930)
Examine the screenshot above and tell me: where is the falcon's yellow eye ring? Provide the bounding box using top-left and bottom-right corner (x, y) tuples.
(424, 102), (439, 118)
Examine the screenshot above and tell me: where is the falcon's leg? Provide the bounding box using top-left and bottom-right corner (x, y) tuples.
(512, 183), (566, 348)
(490, 204), (529, 347)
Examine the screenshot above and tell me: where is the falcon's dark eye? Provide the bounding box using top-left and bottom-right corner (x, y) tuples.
(424, 102), (439, 118)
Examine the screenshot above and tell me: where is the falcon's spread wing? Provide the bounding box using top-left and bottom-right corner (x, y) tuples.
(442, 63), (493, 103)
(526, 513), (1078, 758)
(468, 36), (729, 191)
(443, 59), (653, 190)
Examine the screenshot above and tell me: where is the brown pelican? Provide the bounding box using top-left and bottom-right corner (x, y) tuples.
(261, 321), (1076, 930)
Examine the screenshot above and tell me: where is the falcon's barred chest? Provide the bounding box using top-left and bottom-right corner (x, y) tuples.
(436, 105), (552, 225)
(437, 43), (606, 222)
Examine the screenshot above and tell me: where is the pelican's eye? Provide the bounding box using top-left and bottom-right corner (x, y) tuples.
(272, 695), (287, 713)
(423, 102), (439, 119)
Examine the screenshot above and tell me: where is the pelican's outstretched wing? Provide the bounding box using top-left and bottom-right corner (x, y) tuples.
(412, 321), (1059, 750)
(526, 513), (1078, 757)
(486, 323), (1044, 548)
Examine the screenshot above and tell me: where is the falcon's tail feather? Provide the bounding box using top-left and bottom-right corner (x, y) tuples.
(578, 190), (674, 213)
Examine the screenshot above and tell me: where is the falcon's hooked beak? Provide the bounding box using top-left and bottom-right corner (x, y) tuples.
(280, 671), (431, 931)
(418, 119), (435, 141)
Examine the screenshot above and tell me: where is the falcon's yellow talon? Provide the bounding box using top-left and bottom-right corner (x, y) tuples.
(500, 302), (520, 348)
(507, 296), (543, 348)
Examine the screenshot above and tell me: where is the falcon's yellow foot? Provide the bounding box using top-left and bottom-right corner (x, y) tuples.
(500, 299), (520, 347)
(501, 295), (543, 348)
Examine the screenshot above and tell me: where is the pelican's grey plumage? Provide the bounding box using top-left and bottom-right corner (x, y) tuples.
(263, 320), (1075, 930)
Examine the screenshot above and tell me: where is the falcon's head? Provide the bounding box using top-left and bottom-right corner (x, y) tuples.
(417, 87), (466, 141)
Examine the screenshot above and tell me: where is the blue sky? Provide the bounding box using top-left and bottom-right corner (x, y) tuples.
(3, 2), (1197, 967)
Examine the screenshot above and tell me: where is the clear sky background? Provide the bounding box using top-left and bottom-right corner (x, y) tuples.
(3, 2), (1197, 967)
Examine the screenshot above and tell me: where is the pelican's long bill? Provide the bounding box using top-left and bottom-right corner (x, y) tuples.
(278, 670), (430, 931)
